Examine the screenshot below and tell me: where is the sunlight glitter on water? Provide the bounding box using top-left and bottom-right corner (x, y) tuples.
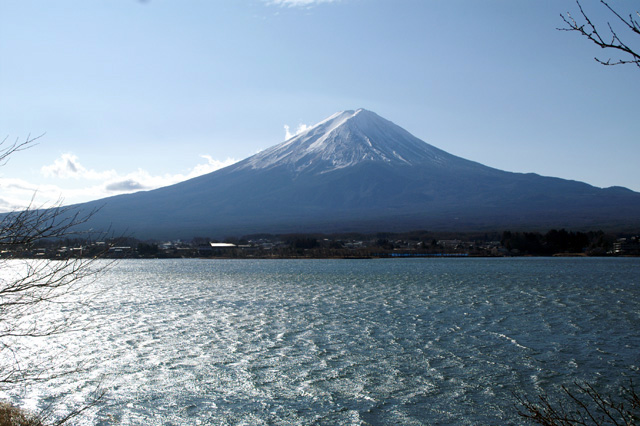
(3, 258), (639, 425)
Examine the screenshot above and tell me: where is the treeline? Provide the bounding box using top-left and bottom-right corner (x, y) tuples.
(3, 228), (633, 259)
(501, 229), (613, 256)
(209, 229), (622, 258)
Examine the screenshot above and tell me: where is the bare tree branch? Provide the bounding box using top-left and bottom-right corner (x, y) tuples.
(0, 136), (115, 424)
(0, 135), (43, 166)
(559, 1), (640, 69)
(516, 380), (640, 425)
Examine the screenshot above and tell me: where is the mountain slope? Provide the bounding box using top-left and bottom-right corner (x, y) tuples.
(236, 109), (473, 173)
(76, 109), (640, 239)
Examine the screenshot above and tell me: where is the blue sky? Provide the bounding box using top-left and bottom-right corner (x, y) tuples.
(1, 0), (639, 211)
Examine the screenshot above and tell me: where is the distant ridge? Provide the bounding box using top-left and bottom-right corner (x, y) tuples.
(73, 109), (640, 239)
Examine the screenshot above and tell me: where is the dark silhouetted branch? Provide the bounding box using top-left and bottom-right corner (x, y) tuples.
(516, 381), (640, 425)
(559, 1), (640, 69)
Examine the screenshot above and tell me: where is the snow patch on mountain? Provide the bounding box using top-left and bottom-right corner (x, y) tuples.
(237, 109), (460, 175)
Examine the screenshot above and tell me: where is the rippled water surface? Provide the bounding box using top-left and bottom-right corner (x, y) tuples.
(5, 258), (640, 425)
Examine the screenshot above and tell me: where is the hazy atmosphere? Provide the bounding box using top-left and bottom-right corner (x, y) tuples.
(1, 0), (639, 211)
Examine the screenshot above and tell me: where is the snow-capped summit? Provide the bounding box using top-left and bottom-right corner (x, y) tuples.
(238, 109), (458, 174)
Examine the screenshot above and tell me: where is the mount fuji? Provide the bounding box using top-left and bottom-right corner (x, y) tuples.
(77, 109), (640, 239)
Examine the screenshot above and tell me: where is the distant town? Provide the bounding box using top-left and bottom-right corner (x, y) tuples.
(2, 229), (639, 259)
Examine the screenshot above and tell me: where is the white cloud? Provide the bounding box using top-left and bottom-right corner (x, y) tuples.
(0, 177), (68, 212)
(105, 179), (148, 192)
(0, 196), (28, 213)
(98, 155), (237, 195)
(189, 155), (238, 178)
(41, 153), (116, 180)
(99, 155), (238, 194)
(0, 154), (238, 212)
(267, 0), (340, 7)
(284, 123), (312, 140)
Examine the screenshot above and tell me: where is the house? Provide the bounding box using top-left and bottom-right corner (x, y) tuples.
(613, 237), (640, 255)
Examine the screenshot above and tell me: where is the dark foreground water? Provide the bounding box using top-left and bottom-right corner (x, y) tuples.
(3, 258), (640, 425)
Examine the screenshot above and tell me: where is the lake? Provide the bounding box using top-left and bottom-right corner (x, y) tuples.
(3, 257), (639, 425)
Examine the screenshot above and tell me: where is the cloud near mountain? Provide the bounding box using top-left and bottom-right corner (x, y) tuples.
(41, 153), (115, 180)
(0, 153), (238, 212)
(105, 179), (149, 192)
(284, 123), (311, 140)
